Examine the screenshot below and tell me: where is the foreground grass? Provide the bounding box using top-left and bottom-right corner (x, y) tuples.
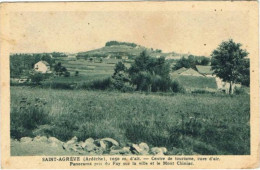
(11, 86), (250, 155)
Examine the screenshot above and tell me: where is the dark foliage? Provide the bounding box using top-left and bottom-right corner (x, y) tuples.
(211, 39), (249, 93)
(10, 53), (54, 78)
(173, 55), (211, 71)
(105, 41), (137, 47)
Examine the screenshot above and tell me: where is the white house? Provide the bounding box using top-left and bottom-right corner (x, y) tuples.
(34, 61), (51, 73)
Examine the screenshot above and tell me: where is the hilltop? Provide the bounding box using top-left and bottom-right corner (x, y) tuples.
(76, 41), (187, 60)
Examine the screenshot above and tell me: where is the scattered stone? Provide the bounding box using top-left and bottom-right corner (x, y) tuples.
(151, 147), (167, 155)
(139, 142), (149, 154)
(20, 137), (32, 143)
(48, 137), (62, 144)
(67, 136), (78, 145)
(130, 144), (142, 154)
(63, 136), (78, 150)
(84, 142), (97, 152)
(81, 138), (96, 151)
(85, 138), (94, 144)
(101, 138), (119, 147)
(18, 135), (168, 155)
(99, 140), (107, 150)
(33, 136), (48, 142)
(110, 147), (131, 155)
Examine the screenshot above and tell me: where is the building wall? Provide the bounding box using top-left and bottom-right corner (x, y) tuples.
(34, 62), (49, 73)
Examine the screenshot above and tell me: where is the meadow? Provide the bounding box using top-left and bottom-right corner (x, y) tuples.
(11, 86), (250, 155)
(170, 75), (218, 91)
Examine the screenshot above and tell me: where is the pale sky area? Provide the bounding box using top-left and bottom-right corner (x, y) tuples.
(9, 10), (250, 56)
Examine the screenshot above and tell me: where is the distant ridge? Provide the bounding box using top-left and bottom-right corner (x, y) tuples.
(76, 41), (188, 60)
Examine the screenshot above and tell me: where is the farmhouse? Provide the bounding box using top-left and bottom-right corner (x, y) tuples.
(196, 65), (214, 77)
(34, 61), (51, 73)
(194, 65), (241, 93)
(171, 67), (203, 77)
(121, 56), (128, 60)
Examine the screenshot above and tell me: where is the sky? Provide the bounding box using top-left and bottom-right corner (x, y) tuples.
(9, 9), (251, 56)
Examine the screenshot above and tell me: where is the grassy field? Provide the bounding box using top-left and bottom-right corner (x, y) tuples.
(11, 86), (250, 155)
(170, 75), (218, 91)
(47, 59), (132, 84)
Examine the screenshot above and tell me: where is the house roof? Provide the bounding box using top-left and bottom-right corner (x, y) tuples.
(36, 61), (50, 66)
(196, 65), (213, 75)
(180, 68), (203, 76)
(173, 67), (187, 74)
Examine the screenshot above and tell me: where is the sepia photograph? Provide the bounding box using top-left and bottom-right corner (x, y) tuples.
(0, 2), (259, 169)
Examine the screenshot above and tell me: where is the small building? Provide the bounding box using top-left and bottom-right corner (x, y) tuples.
(196, 65), (214, 77)
(121, 56), (128, 60)
(34, 61), (51, 73)
(172, 67), (203, 77)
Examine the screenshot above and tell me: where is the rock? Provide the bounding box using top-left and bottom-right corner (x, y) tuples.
(110, 147), (131, 155)
(67, 136), (78, 145)
(99, 140), (107, 150)
(101, 138), (119, 147)
(33, 136), (48, 142)
(84, 142), (97, 152)
(63, 136), (78, 150)
(81, 138), (95, 148)
(93, 147), (104, 155)
(151, 147), (167, 155)
(85, 138), (94, 144)
(71, 145), (85, 154)
(130, 144), (142, 154)
(81, 138), (97, 152)
(130, 143), (149, 155)
(20, 137), (32, 143)
(139, 142), (149, 154)
(48, 137), (62, 144)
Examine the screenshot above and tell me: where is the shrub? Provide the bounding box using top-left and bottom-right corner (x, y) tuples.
(171, 81), (185, 93)
(30, 73), (44, 85)
(89, 77), (113, 90)
(150, 75), (171, 92)
(64, 71), (70, 77)
(41, 82), (74, 90)
(234, 87), (247, 95)
(131, 71), (152, 91)
(75, 71), (79, 76)
(191, 89), (215, 95)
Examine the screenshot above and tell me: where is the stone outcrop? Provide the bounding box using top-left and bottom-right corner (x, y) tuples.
(16, 136), (168, 155)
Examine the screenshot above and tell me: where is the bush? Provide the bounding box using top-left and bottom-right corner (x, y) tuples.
(151, 75), (171, 92)
(192, 89), (215, 94)
(64, 71), (70, 77)
(75, 71), (79, 76)
(41, 82), (75, 90)
(30, 73), (44, 85)
(234, 87), (247, 95)
(171, 81), (185, 93)
(131, 72), (152, 91)
(89, 77), (113, 90)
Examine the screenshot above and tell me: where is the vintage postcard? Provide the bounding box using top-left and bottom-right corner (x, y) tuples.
(0, 1), (259, 169)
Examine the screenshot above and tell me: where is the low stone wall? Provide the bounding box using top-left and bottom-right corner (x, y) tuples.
(18, 136), (167, 155)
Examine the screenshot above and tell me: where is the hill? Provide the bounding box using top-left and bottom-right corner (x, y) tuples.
(76, 41), (185, 60)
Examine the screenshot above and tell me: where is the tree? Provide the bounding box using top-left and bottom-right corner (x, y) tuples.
(113, 62), (126, 76)
(200, 57), (210, 65)
(75, 70), (79, 76)
(30, 73), (44, 85)
(211, 39), (249, 94)
(237, 58), (250, 86)
(173, 56), (193, 70)
(54, 62), (68, 76)
(128, 51), (171, 92)
(41, 54), (54, 66)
